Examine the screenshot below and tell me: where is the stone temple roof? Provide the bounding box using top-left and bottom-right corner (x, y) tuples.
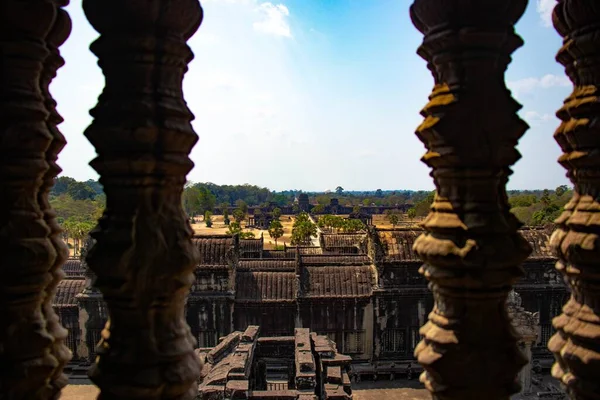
(62, 258), (85, 278)
(302, 266), (373, 298)
(238, 259), (296, 272)
(193, 236), (234, 266)
(300, 255), (371, 266)
(376, 227), (557, 262)
(377, 229), (421, 262)
(236, 271), (297, 302)
(240, 238), (263, 256)
(321, 233), (367, 250)
(54, 279), (86, 307)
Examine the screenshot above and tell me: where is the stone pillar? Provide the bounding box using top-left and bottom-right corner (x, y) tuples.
(507, 290), (539, 396)
(0, 1), (71, 397)
(547, 1), (600, 398)
(39, 3), (73, 395)
(76, 236), (106, 364)
(409, 1), (532, 398)
(81, 0), (203, 398)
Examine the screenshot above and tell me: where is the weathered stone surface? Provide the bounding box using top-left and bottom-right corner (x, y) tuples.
(242, 325), (260, 343)
(409, 0), (532, 398)
(0, 0), (70, 397)
(81, 0), (203, 398)
(547, 1), (600, 399)
(39, 2), (73, 395)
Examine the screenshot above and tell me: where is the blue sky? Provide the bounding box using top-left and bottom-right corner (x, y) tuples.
(53, 0), (569, 191)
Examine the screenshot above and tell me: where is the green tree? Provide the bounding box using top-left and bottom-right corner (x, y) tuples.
(233, 209), (246, 223)
(272, 193), (288, 206)
(291, 213), (317, 245)
(182, 186), (201, 217)
(318, 214), (346, 232)
(385, 210), (400, 227)
(555, 185), (569, 197)
(407, 208), (416, 221)
(273, 207), (282, 219)
(268, 220), (284, 247)
(205, 211), (213, 228)
(51, 194), (103, 223)
(532, 204), (561, 226)
(343, 219), (365, 233)
(198, 187), (216, 215)
(220, 202), (230, 216)
(312, 204), (325, 214)
(228, 222), (255, 239)
(335, 186), (344, 195)
(235, 199), (248, 215)
(375, 189), (383, 198)
(412, 191), (434, 217)
(540, 189), (551, 206)
(509, 194), (537, 208)
(220, 202), (230, 225)
(67, 181), (96, 201)
(52, 176), (76, 197)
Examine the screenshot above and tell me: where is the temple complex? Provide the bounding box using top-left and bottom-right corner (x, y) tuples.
(59, 225), (565, 384)
(4, 0), (600, 398)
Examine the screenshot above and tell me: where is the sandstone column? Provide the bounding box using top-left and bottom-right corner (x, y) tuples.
(39, 2), (73, 395)
(82, 0), (203, 398)
(0, 1), (70, 397)
(547, 1), (600, 398)
(409, 1), (532, 398)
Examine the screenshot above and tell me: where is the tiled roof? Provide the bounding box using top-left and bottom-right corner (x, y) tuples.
(236, 271), (297, 302)
(377, 227), (556, 262)
(62, 259), (84, 278)
(238, 259), (296, 272)
(377, 229), (421, 262)
(240, 238), (263, 256)
(285, 246), (323, 256)
(193, 236), (234, 265)
(262, 250), (288, 258)
(300, 255), (371, 265)
(321, 234), (367, 250)
(303, 266), (373, 298)
(54, 279), (86, 307)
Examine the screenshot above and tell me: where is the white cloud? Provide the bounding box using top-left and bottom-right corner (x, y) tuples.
(508, 74), (570, 98)
(524, 111), (554, 126)
(253, 3), (291, 37)
(537, 0), (556, 27)
(204, 0), (292, 38)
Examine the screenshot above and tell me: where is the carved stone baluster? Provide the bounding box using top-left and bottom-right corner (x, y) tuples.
(39, 1), (73, 395)
(82, 0), (203, 398)
(0, 0), (61, 397)
(409, 1), (532, 399)
(547, 1), (600, 398)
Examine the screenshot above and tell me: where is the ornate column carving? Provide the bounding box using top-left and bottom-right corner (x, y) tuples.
(82, 0), (203, 398)
(547, 1), (600, 398)
(39, 1), (73, 395)
(0, 0), (69, 397)
(409, 1), (532, 399)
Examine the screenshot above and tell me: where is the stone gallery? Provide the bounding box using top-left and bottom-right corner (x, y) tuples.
(55, 226), (565, 391)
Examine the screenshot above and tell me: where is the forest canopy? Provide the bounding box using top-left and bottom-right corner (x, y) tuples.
(50, 177), (572, 231)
